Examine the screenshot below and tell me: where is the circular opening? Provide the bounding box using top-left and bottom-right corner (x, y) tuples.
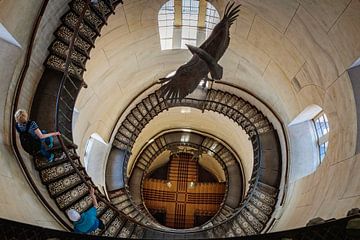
(142, 151), (226, 229)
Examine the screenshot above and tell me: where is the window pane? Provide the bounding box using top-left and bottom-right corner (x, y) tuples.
(159, 0), (219, 50)
(313, 112), (329, 162)
(315, 120), (322, 137)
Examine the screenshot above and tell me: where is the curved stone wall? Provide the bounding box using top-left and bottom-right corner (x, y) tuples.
(1, 0), (359, 234)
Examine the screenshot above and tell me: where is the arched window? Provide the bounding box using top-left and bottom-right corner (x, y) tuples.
(313, 112), (329, 162)
(288, 105), (330, 180)
(84, 133), (108, 190)
(158, 0), (220, 50)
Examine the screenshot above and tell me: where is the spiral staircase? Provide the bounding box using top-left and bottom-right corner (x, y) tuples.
(12, 0), (285, 238)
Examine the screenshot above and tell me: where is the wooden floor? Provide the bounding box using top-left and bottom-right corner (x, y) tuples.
(143, 152), (226, 229)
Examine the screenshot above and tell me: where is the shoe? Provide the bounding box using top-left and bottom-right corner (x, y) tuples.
(48, 153), (55, 163)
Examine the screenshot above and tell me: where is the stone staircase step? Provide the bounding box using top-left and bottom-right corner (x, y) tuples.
(46, 54), (84, 80)
(235, 214), (257, 235)
(246, 203), (268, 224)
(117, 220), (135, 238)
(96, 209), (118, 236)
(142, 98), (158, 117)
(49, 40), (87, 69)
(240, 208), (263, 232)
(257, 182), (278, 196)
(35, 151), (77, 170)
(130, 225), (145, 239)
(62, 11), (97, 46)
(101, 216), (126, 237)
(70, 0), (105, 32)
(123, 119), (140, 134)
(250, 197), (273, 215)
(40, 160), (83, 184)
(99, 207), (116, 226)
(55, 182), (91, 210)
(253, 189), (276, 206)
(230, 219), (246, 236)
(115, 132), (134, 146)
(113, 139), (129, 151)
(48, 171), (87, 197)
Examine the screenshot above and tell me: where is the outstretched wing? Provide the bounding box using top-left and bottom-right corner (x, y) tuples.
(200, 2), (240, 61)
(158, 55), (206, 101)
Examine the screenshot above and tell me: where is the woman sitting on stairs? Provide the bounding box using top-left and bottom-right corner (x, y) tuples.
(15, 109), (61, 162)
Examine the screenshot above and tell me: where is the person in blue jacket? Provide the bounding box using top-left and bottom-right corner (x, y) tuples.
(67, 187), (105, 233)
(15, 109), (60, 162)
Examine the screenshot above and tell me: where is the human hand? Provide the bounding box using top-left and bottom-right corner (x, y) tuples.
(55, 131), (61, 136)
(90, 187), (95, 196)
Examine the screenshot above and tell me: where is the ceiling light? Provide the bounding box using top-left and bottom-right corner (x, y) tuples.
(181, 107), (191, 113)
(188, 181), (196, 189)
(181, 134), (190, 142)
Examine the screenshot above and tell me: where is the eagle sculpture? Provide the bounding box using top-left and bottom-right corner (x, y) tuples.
(158, 2), (240, 101)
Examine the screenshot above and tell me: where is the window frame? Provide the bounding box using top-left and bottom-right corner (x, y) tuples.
(158, 0), (220, 50)
(312, 112), (329, 162)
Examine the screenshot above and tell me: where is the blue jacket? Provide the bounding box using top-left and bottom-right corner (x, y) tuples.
(73, 207), (100, 233)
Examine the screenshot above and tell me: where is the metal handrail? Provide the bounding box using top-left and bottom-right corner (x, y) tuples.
(116, 93), (266, 233)
(57, 136), (155, 231)
(48, 0), (276, 236)
(55, 0), (89, 138)
(8, 0), (277, 237)
(10, 0), (72, 231)
(137, 140), (231, 230)
(49, 0), (159, 232)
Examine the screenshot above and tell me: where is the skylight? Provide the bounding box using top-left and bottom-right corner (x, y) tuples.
(158, 0), (220, 50)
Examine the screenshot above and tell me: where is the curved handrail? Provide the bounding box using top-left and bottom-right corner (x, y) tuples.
(55, 0), (90, 137)
(115, 92), (267, 233)
(9, 0), (153, 233)
(47, 0), (167, 233)
(57, 136), (152, 227)
(137, 140), (232, 230)
(10, 0), (72, 230)
(216, 81), (289, 206)
(45, 2), (160, 229)
(15, 0), (282, 236)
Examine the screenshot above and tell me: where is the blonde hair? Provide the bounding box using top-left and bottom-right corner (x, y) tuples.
(15, 109), (28, 123)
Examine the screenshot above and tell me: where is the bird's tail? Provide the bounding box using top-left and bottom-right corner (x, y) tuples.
(224, 1), (241, 25)
(209, 63), (223, 80)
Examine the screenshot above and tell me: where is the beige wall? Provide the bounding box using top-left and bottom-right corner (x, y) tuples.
(0, 0), (69, 229)
(0, 143), (61, 228)
(0, 0), (355, 232)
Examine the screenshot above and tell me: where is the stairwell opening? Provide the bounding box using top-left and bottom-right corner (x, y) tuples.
(143, 151), (226, 229)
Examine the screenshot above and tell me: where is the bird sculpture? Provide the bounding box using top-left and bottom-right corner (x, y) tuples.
(158, 2), (240, 102)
